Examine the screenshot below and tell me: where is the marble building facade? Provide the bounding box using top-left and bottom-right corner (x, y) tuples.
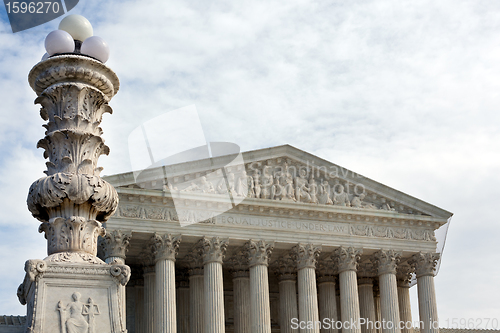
(97, 144), (452, 333)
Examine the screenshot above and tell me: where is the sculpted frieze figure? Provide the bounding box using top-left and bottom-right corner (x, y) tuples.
(57, 292), (95, 333)
(295, 169), (311, 203)
(253, 171), (261, 198)
(308, 175), (319, 204)
(318, 179), (333, 205)
(260, 166), (273, 199)
(271, 175), (285, 201)
(333, 184), (350, 206)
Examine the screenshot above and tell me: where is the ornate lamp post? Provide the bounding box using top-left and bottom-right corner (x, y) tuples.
(17, 15), (130, 333)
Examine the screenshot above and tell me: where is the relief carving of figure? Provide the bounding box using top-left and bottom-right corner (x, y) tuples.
(271, 175), (284, 200)
(57, 292), (94, 333)
(182, 176), (215, 194)
(253, 171), (261, 198)
(236, 173), (251, 197)
(280, 163), (295, 201)
(226, 173), (237, 196)
(350, 193), (377, 209)
(308, 174), (319, 204)
(333, 184), (350, 206)
(295, 169), (311, 203)
(318, 179), (333, 205)
(260, 166), (273, 199)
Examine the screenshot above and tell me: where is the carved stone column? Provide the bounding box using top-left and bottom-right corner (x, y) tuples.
(273, 255), (298, 333)
(186, 250), (205, 333)
(396, 263), (413, 333)
(101, 230), (132, 264)
(334, 246), (362, 333)
(409, 253), (440, 333)
(134, 280), (145, 333)
(244, 240), (274, 333)
(19, 53), (129, 333)
(357, 263), (377, 333)
(316, 258), (338, 333)
(292, 243), (322, 333)
(142, 250), (156, 333)
(101, 230), (132, 325)
(372, 250), (402, 333)
(177, 267), (190, 333)
(152, 233), (182, 333)
(228, 252), (251, 333)
(373, 284), (381, 333)
(200, 237), (228, 333)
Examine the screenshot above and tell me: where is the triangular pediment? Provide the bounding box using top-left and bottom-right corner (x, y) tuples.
(104, 145), (452, 220)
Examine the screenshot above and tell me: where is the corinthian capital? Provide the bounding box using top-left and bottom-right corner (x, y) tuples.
(199, 237), (228, 264)
(372, 250), (402, 276)
(150, 234), (181, 262)
(244, 240), (274, 267)
(396, 262), (414, 287)
(140, 248), (156, 274)
(227, 251), (249, 278)
(333, 246), (362, 273)
(101, 230), (132, 261)
(272, 255), (296, 281)
(291, 243), (322, 270)
(316, 257), (337, 283)
(184, 246), (205, 276)
(408, 252), (440, 278)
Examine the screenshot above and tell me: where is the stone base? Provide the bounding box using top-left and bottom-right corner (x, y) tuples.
(17, 255), (130, 333)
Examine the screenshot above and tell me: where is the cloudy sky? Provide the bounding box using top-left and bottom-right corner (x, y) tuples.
(1, 0), (499, 326)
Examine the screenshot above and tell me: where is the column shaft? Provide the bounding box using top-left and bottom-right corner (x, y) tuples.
(177, 286), (190, 333)
(379, 274), (401, 333)
(189, 274), (204, 333)
(279, 279), (298, 333)
(298, 267), (320, 333)
(250, 264), (272, 333)
(358, 282), (376, 333)
(417, 275), (438, 333)
(397, 286), (412, 333)
(318, 281), (338, 333)
(339, 270), (361, 333)
(156, 259), (177, 333)
(205, 261), (225, 333)
(233, 276), (251, 333)
(144, 270), (156, 333)
(135, 285), (145, 333)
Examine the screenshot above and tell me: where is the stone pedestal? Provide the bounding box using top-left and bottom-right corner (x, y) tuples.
(17, 259), (130, 333)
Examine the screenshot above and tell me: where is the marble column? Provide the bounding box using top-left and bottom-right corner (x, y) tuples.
(142, 249), (157, 333)
(135, 281), (145, 333)
(333, 246), (362, 333)
(396, 263), (413, 333)
(186, 250), (205, 333)
(228, 252), (251, 333)
(358, 278), (377, 333)
(292, 243), (322, 333)
(244, 240), (274, 333)
(372, 250), (402, 333)
(409, 253), (440, 333)
(273, 255), (298, 333)
(373, 284), (381, 333)
(101, 230), (132, 264)
(200, 237), (229, 333)
(177, 267), (190, 333)
(316, 258), (339, 333)
(102, 230), (132, 326)
(152, 233), (182, 333)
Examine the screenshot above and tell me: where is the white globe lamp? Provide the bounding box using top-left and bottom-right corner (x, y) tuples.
(44, 30), (75, 56)
(81, 36), (110, 63)
(58, 15), (93, 41)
